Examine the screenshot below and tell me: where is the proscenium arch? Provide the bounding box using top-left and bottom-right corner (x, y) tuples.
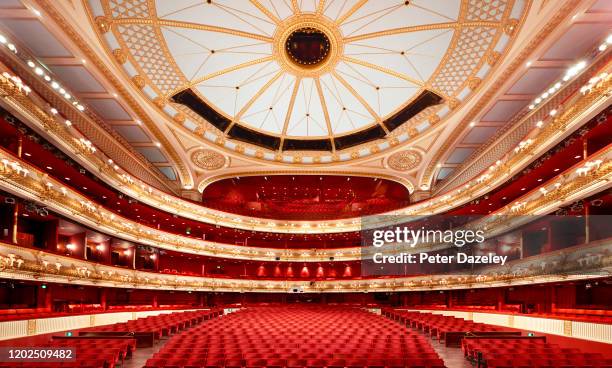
(197, 171), (415, 195)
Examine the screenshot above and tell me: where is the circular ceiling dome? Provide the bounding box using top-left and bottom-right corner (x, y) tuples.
(93, 0), (526, 154)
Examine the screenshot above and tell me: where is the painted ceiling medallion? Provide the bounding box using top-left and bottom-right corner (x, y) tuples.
(89, 0), (527, 161)
(191, 149), (226, 170)
(387, 150), (422, 171)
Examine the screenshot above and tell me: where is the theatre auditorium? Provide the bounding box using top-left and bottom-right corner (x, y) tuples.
(0, 1), (610, 367)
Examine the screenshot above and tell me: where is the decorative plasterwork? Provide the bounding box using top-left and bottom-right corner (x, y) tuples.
(0, 48), (177, 193)
(0, 65), (609, 234)
(434, 34), (612, 194)
(190, 149), (227, 171)
(386, 150), (422, 172)
(0, 240), (608, 293)
(421, 0), (579, 190)
(81, 0), (528, 164)
(30, 0), (193, 189)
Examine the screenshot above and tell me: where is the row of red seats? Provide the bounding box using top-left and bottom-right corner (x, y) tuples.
(0, 337), (135, 368)
(462, 338), (612, 368)
(382, 309), (502, 344)
(382, 308), (612, 368)
(83, 309), (222, 340)
(0, 309), (224, 368)
(144, 306), (446, 368)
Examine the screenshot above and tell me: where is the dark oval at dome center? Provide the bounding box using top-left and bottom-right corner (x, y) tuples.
(285, 27), (331, 66)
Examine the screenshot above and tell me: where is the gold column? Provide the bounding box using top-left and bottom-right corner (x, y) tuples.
(12, 136), (23, 244)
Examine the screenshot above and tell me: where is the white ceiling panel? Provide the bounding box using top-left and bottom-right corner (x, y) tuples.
(480, 100), (527, 122)
(462, 126), (499, 144)
(446, 147), (476, 164)
(112, 125), (151, 143)
(84, 98), (132, 121)
(0, 19), (72, 57)
(542, 23), (611, 60)
(507, 68), (563, 95)
(135, 147), (168, 163)
(157, 166), (177, 181)
(0, 0), (25, 9)
(50, 65), (106, 93)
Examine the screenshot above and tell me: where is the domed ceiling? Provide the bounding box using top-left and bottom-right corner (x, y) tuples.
(88, 0), (526, 158)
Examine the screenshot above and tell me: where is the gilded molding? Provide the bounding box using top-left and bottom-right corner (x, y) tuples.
(422, 0), (574, 189)
(0, 240), (608, 293)
(37, 0), (193, 188)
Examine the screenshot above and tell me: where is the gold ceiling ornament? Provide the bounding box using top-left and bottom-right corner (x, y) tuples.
(370, 145), (380, 154)
(272, 14), (343, 78)
(152, 96), (166, 109)
(503, 18), (519, 35)
(112, 48), (127, 64)
(95, 16), (111, 33)
(429, 114), (441, 125)
(313, 156), (321, 163)
(407, 127), (419, 137)
(467, 76), (482, 90)
(214, 137), (225, 146)
(292, 155), (303, 163)
(387, 150), (422, 172)
(447, 98), (460, 110)
(173, 112), (185, 124)
(131, 75), (145, 89)
(255, 150), (264, 159)
(235, 145), (245, 154)
(350, 151), (359, 159)
(190, 149), (226, 170)
(486, 51), (501, 66)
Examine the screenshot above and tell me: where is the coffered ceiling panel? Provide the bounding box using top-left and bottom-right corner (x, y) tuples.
(542, 23), (610, 60)
(507, 68), (563, 95)
(462, 126), (499, 144)
(0, 19), (71, 57)
(136, 147), (168, 163)
(49, 65), (107, 93)
(481, 100), (529, 122)
(446, 147), (476, 164)
(83, 98), (132, 121)
(113, 125), (152, 143)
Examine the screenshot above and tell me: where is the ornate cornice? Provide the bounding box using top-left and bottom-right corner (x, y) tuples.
(32, 0), (193, 189)
(435, 40), (612, 195)
(422, 0), (579, 189)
